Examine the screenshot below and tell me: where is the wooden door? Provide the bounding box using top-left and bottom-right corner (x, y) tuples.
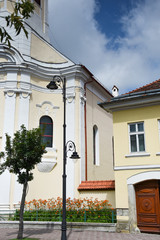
(135, 180), (160, 233)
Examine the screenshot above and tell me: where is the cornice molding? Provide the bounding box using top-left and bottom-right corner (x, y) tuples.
(0, 46), (111, 99)
(115, 164), (160, 171)
(0, 81), (84, 95)
(4, 89), (32, 95)
(101, 93), (160, 112)
(0, 45), (76, 79)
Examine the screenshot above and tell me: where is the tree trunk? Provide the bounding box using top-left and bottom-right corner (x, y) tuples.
(17, 181), (28, 239)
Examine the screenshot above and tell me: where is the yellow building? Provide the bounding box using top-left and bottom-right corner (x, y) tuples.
(100, 80), (160, 233)
(0, 0), (115, 211)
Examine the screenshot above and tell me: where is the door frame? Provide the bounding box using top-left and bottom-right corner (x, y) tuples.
(127, 171), (160, 233)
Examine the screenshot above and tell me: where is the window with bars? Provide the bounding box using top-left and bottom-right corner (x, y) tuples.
(40, 116), (53, 148)
(129, 122), (145, 153)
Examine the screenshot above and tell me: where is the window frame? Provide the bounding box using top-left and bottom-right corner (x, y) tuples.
(128, 122), (146, 153)
(40, 115), (53, 148)
(158, 120), (160, 141)
(93, 125), (99, 166)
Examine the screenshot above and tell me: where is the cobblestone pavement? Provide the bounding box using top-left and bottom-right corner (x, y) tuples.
(0, 228), (160, 240)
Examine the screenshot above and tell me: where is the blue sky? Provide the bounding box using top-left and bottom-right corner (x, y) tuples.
(95, 0), (134, 39)
(48, 0), (160, 94)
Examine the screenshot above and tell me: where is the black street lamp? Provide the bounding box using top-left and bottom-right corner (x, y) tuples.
(47, 75), (80, 240)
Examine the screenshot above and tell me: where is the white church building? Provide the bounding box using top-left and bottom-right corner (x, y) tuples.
(0, 0), (115, 210)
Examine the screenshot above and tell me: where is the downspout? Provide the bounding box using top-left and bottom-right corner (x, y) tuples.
(84, 80), (93, 181)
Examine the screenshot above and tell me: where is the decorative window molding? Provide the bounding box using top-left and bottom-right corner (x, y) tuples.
(125, 153), (150, 158)
(37, 157), (57, 172)
(36, 101), (60, 117)
(128, 122), (145, 153)
(36, 101), (59, 110)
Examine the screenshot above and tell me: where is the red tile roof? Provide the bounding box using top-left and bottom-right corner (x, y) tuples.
(126, 79), (160, 94)
(78, 180), (115, 191)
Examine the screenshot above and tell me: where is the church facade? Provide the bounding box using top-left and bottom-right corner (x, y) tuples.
(0, 0), (115, 210)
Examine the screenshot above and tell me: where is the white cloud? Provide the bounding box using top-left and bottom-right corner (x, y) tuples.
(48, 0), (160, 94)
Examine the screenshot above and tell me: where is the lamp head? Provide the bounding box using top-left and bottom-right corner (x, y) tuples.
(46, 81), (58, 90)
(70, 151), (80, 159)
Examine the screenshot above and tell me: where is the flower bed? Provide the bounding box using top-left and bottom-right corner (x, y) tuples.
(13, 197), (116, 223)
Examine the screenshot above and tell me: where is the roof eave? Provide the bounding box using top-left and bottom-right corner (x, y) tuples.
(99, 92), (160, 112)
(80, 64), (113, 97)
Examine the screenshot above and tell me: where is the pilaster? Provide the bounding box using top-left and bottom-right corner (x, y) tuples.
(0, 72), (17, 208)
(18, 73), (31, 129)
(66, 78), (76, 199)
(79, 80), (86, 181)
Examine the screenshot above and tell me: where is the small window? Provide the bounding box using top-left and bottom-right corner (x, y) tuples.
(40, 116), (53, 147)
(158, 120), (160, 141)
(93, 125), (99, 165)
(35, 0), (41, 6)
(129, 122), (145, 153)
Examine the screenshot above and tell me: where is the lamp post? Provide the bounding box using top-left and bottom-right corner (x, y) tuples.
(47, 75), (80, 240)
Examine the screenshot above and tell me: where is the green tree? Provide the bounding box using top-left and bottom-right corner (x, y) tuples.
(0, 125), (46, 239)
(0, 0), (34, 47)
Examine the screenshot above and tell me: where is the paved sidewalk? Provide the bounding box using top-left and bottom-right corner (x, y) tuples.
(0, 228), (160, 240)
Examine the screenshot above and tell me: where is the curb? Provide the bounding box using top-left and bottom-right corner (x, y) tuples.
(0, 221), (117, 232)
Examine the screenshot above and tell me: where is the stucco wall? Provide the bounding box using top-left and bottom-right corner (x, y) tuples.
(30, 33), (66, 63)
(113, 105), (160, 209)
(113, 105), (160, 167)
(79, 190), (115, 208)
(86, 88), (114, 181)
(26, 86), (64, 200)
(7, 0), (15, 13)
(0, 1), (4, 9)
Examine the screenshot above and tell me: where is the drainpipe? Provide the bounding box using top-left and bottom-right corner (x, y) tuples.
(84, 80), (93, 181)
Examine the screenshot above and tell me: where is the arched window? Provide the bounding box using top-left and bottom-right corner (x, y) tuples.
(93, 125), (99, 165)
(40, 116), (53, 147)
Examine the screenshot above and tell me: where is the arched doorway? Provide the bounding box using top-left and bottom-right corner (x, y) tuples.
(135, 180), (160, 233)
(127, 171), (160, 233)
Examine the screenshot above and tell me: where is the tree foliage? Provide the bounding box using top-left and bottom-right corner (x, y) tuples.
(0, 125), (46, 183)
(0, 0), (34, 47)
(0, 125), (46, 239)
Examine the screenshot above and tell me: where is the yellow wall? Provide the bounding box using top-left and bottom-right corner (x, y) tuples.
(86, 88), (114, 181)
(113, 105), (160, 166)
(26, 87), (64, 200)
(113, 105), (160, 209)
(79, 190), (115, 208)
(7, 0), (15, 13)
(34, 0), (41, 15)
(0, 58), (8, 62)
(115, 168), (160, 209)
(0, 1), (4, 9)
(31, 33), (67, 63)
